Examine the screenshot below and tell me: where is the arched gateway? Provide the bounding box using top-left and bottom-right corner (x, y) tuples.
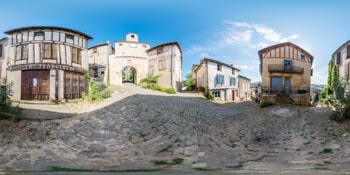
(122, 66), (136, 84)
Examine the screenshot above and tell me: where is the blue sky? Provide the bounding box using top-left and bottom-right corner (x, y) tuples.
(1, 0), (349, 84)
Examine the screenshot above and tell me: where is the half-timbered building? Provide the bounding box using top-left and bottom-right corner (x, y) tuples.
(0, 26), (92, 101)
(258, 42), (313, 105)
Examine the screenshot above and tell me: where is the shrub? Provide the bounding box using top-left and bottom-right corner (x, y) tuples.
(139, 75), (176, 94)
(83, 81), (111, 102)
(204, 89), (214, 100)
(0, 79), (21, 121)
(165, 88), (176, 94)
(260, 102), (274, 108)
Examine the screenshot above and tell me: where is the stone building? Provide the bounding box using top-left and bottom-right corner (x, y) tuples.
(147, 42), (182, 91)
(258, 42), (313, 105)
(332, 40), (350, 79)
(88, 33), (182, 91)
(238, 75), (251, 101)
(88, 43), (114, 84)
(0, 26), (92, 101)
(192, 58), (240, 101)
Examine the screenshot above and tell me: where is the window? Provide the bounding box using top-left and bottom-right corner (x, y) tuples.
(271, 77), (282, 90)
(215, 74), (225, 86)
(158, 60), (166, 70)
(34, 31), (44, 40)
(301, 54), (305, 61)
(131, 34), (135, 38)
(157, 47), (163, 54)
(336, 52), (341, 65)
(217, 64), (222, 71)
(22, 44), (28, 60)
(0, 44), (2, 57)
(347, 45), (350, 58)
(43, 43), (58, 59)
(232, 69), (235, 75)
(65, 34), (74, 44)
(212, 91), (221, 98)
(15, 45), (22, 60)
(71, 47), (81, 64)
(230, 77), (236, 86)
(101, 71), (104, 75)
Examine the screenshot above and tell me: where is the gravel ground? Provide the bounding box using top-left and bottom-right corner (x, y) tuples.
(1, 84), (350, 174)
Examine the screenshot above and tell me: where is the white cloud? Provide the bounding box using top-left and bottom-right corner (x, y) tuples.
(222, 22), (300, 49)
(237, 65), (256, 72)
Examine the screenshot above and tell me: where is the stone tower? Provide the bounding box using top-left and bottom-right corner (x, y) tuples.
(126, 33), (138, 42)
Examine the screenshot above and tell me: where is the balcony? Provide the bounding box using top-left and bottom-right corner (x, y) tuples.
(268, 64), (304, 74)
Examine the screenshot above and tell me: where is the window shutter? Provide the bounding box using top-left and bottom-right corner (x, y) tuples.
(347, 45), (350, 58)
(336, 52), (341, 64)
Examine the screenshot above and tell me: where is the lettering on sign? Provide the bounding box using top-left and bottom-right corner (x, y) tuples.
(8, 64), (86, 73)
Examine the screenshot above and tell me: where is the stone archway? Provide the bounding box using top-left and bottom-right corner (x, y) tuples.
(122, 66), (136, 84)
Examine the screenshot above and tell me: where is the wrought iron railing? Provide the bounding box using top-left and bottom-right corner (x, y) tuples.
(262, 87), (310, 94)
(268, 64), (304, 74)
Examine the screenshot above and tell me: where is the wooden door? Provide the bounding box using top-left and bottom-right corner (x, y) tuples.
(232, 90), (235, 101)
(64, 71), (86, 99)
(21, 70), (50, 100)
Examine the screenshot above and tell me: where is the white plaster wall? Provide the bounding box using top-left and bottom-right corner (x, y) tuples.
(207, 61), (238, 90)
(49, 69), (56, 101)
(7, 70), (21, 100)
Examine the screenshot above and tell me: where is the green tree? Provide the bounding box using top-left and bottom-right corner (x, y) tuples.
(330, 78), (350, 121)
(182, 73), (194, 90)
(139, 74), (160, 85)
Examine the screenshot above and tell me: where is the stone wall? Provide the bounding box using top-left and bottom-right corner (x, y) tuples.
(261, 94), (276, 104)
(290, 94), (311, 106)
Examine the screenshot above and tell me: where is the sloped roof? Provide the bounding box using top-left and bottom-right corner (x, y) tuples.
(147, 42), (182, 55)
(193, 58), (240, 72)
(258, 42), (314, 63)
(4, 26), (93, 40)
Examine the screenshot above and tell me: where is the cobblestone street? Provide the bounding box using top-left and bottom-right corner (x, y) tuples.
(1, 84), (350, 174)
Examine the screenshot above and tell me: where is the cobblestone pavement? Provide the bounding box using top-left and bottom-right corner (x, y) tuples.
(1, 84), (350, 174)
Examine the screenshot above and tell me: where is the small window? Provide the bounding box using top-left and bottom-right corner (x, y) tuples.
(71, 47), (81, 64)
(34, 31), (44, 40)
(230, 77), (236, 86)
(212, 91), (221, 98)
(217, 64), (222, 71)
(336, 52), (341, 65)
(157, 47), (163, 54)
(131, 34), (135, 38)
(65, 34), (74, 44)
(119, 43), (123, 46)
(101, 71), (104, 75)
(347, 45), (350, 59)
(232, 69), (235, 75)
(22, 44), (28, 60)
(158, 60), (166, 70)
(301, 54), (305, 61)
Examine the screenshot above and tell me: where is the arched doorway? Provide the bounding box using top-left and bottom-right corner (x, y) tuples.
(122, 66), (136, 84)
